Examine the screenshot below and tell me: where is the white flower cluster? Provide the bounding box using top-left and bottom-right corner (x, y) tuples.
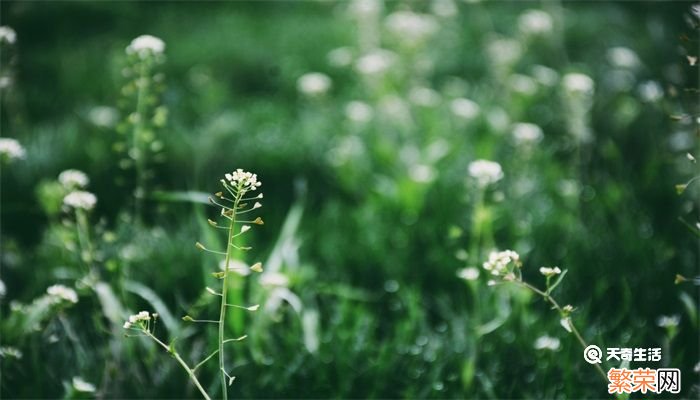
(58, 169), (89, 189)
(354, 49), (396, 76)
(126, 34), (165, 58)
(63, 191), (97, 211)
(450, 98), (480, 120)
(0, 138), (26, 160)
(123, 311), (152, 329)
(512, 123), (543, 145)
(385, 11), (438, 44)
(518, 9), (553, 35)
(562, 72), (594, 94)
(483, 250), (520, 276)
(47, 284), (78, 304)
(457, 267), (480, 281)
(468, 159), (503, 187)
(345, 101), (373, 123)
(297, 72), (332, 96)
(224, 169), (262, 192)
(534, 335), (561, 351)
(539, 266), (562, 277)
(0, 26), (16, 44)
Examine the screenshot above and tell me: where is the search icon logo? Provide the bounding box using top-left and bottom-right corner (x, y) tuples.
(583, 345), (603, 364)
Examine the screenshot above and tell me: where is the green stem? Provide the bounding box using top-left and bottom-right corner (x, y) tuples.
(133, 60), (149, 222)
(75, 209), (94, 270)
(145, 330), (211, 400)
(218, 194), (240, 400)
(515, 280), (608, 382)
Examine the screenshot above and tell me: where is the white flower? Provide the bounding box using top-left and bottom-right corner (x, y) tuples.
(482, 250), (520, 276)
(607, 46), (640, 69)
(512, 123), (543, 145)
(126, 311), (152, 326)
(47, 284), (78, 304)
(347, 0), (381, 18)
(260, 271), (289, 288)
(487, 38), (522, 67)
(126, 34), (165, 58)
(88, 106), (119, 128)
(345, 101), (373, 123)
(539, 266), (562, 277)
(385, 11), (438, 44)
(509, 74), (538, 96)
(223, 169), (262, 192)
(409, 87), (441, 107)
(457, 267), (480, 281)
(0, 138), (26, 160)
(0, 26), (16, 44)
(468, 159), (503, 187)
(327, 47), (354, 68)
(220, 259), (251, 276)
(638, 81), (663, 102)
(518, 10), (553, 35)
(63, 191), (97, 211)
(354, 49), (396, 76)
(656, 315), (680, 328)
(297, 72), (331, 96)
(409, 164), (436, 183)
(72, 377), (96, 393)
(534, 335), (561, 351)
(431, 0), (458, 17)
(450, 98), (480, 120)
(562, 72), (594, 94)
(58, 169), (89, 189)
(531, 65), (559, 86)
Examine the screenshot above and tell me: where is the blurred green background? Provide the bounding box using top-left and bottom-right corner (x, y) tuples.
(1, 1), (698, 398)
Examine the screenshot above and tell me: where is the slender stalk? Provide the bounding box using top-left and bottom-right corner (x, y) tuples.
(514, 280), (608, 382)
(218, 192), (240, 400)
(133, 59), (149, 222)
(144, 330), (211, 400)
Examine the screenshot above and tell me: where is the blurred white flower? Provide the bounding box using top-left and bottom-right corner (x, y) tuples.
(345, 101), (373, 123)
(562, 72), (594, 94)
(457, 267), (480, 281)
(487, 38), (522, 67)
(0, 26), (16, 44)
(88, 106), (119, 128)
(260, 271), (290, 288)
(539, 266), (562, 277)
(347, 0), (382, 18)
(355, 49), (396, 76)
(297, 72), (332, 96)
(482, 250), (519, 276)
(385, 10), (438, 44)
(531, 65), (559, 86)
(607, 46), (640, 69)
(518, 10), (553, 35)
(469, 159), (503, 187)
(63, 191), (97, 211)
(58, 169), (89, 189)
(220, 259), (251, 276)
(378, 95), (411, 125)
(534, 335), (561, 351)
(450, 98), (480, 120)
(512, 123), (543, 145)
(0, 279), (5, 298)
(638, 80), (663, 102)
(0, 138), (26, 160)
(0, 346), (22, 359)
(431, 0), (458, 17)
(47, 284), (78, 304)
(126, 34), (165, 58)
(72, 377), (96, 393)
(409, 164), (436, 183)
(656, 314), (680, 328)
(223, 169), (262, 191)
(509, 74), (538, 96)
(409, 86), (441, 107)
(327, 47), (354, 68)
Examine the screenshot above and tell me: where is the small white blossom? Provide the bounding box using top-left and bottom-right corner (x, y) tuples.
(450, 98), (480, 120)
(487, 38), (522, 67)
(385, 11), (438, 44)
(512, 123), (543, 145)
(457, 267), (480, 281)
(409, 87), (441, 107)
(638, 81), (663, 102)
(468, 159), (503, 187)
(72, 377), (96, 393)
(58, 169), (89, 189)
(656, 314), (680, 328)
(534, 335), (561, 351)
(297, 72), (331, 96)
(354, 49), (396, 76)
(345, 101), (373, 123)
(126, 34), (165, 58)
(539, 266), (562, 277)
(518, 10), (553, 35)
(47, 284), (78, 304)
(563, 72), (594, 94)
(347, 0), (381, 18)
(0, 26), (16, 44)
(531, 65), (559, 86)
(88, 106), (119, 128)
(0, 138), (26, 160)
(327, 47), (354, 68)
(126, 311), (152, 327)
(607, 46), (640, 69)
(63, 191), (97, 211)
(482, 250), (520, 276)
(223, 169), (262, 192)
